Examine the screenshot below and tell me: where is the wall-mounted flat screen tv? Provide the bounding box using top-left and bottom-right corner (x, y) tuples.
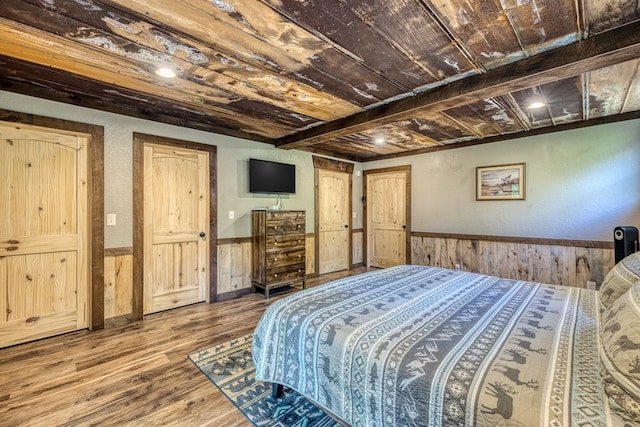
(249, 158), (296, 194)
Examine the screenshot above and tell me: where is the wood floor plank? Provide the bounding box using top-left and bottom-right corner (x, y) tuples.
(0, 268), (370, 426)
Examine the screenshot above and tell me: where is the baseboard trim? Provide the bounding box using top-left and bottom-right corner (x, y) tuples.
(217, 288), (252, 301)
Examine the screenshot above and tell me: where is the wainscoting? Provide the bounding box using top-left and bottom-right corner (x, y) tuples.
(352, 229), (363, 266)
(103, 229), (609, 322)
(103, 233), (322, 322)
(411, 232), (614, 288)
(216, 239), (252, 299)
(104, 248), (133, 321)
(215, 234), (316, 300)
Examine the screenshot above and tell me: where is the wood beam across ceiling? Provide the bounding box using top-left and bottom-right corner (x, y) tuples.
(275, 21), (640, 150)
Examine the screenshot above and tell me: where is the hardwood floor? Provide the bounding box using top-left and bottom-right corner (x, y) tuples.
(0, 268), (371, 426)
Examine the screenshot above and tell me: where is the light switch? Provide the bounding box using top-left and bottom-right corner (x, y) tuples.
(228, 210), (235, 220)
(106, 213), (116, 226)
(352, 212), (357, 219)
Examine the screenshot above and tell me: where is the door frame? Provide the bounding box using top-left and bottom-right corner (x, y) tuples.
(363, 165), (412, 267)
(0, 108), (105, 330)
(313, 156), (353, 276)
(132, 133), (217, 320)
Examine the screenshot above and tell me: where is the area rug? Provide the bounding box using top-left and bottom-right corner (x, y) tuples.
(188, 334), (339, 427)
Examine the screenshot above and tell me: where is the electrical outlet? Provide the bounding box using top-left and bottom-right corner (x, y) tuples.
(586, 281), (596, 290)
(228, 210), (235, 220)
(352, 212), (356, 219)
(106, 213), (116, 226)
(455, 263), (461, 271)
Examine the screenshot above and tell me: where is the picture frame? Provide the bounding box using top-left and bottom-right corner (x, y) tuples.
(476, 163), (525, 200)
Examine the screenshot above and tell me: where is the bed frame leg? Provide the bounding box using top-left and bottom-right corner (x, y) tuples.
(272, 383), (284, 399)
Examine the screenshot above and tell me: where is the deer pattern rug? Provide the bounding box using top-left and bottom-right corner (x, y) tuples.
(188, 334), (338, 427)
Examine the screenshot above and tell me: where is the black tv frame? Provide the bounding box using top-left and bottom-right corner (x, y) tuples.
(249, 158), (296, 194)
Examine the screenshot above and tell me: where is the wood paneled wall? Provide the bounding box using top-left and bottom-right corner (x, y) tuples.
(216, 239), (252, 297)
(352, 229), (363, 266)
(103, 248), (133, 320)
(103, 231), (606, 322)
(306, 234), (316, 275)
(103, 233), (320, 321)
(411, 232), (614, 288)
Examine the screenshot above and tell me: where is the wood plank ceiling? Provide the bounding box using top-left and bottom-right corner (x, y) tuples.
(0, 0), (639, 161)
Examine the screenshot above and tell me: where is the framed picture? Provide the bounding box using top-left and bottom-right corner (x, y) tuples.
(476, 163), (525, 200)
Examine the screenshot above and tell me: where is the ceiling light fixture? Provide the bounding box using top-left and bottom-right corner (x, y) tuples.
(155, 67), (177, 78)
(375, 137), (385, 144)
(528, 101), (546, 109)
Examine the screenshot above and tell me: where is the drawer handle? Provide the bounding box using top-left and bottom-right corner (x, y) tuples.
(297, 269), (302, 272)
(273, 258), (277, 262)
(274, 274), (278, 278)
(273, 226), (278, 230)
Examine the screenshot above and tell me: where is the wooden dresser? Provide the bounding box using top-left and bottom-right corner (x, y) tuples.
(251, 210), (306, 298)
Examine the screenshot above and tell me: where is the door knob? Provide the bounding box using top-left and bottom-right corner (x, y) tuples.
(199, 232), (206, 238)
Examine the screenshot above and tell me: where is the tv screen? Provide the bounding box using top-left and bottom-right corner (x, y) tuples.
(249, 158), (296, 194)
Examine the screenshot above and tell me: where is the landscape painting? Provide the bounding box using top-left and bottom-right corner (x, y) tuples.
(476, 163), (525, 200)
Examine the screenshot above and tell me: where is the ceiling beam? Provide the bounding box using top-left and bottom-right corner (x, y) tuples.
(275, 21), (640, 149)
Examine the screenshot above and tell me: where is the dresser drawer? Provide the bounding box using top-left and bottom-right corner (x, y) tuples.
(266, 263), (305, 284)
(266, 234), (305, 251)
(266, 249), (305, 268)
(267, 211), (304, 222)
(266, 212), (305, 235)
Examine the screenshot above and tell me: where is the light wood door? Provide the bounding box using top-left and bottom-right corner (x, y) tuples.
(318, 169), (350, 274)
(366, 168), (409, 268)
(143, 144), (209, 314)
(0, 123), (89, 348)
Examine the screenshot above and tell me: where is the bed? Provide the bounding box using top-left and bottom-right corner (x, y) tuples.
(253, 263), (640, 426)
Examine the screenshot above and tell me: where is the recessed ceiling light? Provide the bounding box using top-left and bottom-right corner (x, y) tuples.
(375, 137), (385, 144)
(155, 67), (176, 78)
(528, 101), (545, 109)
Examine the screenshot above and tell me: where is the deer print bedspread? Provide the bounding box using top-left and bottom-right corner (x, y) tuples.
(253, 265), (613, 427)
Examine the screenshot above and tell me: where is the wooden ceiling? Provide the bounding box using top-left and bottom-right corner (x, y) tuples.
(1, 0), (639, 162)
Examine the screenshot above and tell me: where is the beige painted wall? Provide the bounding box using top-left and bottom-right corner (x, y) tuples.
(3, 90), (638, 245)
(1, 91), (364, 246)
(365, 119), (640, 242)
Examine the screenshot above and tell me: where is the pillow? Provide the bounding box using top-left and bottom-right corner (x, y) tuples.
(600, 251), (640, 311)
(600, 283), (640, 422)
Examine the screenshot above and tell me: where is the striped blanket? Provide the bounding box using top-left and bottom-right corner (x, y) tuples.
(253, 265), (616, 426)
